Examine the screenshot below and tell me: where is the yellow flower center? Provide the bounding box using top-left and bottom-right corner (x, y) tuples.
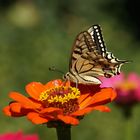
(116, 81), (137, 91)
(39, 86), (80, 115)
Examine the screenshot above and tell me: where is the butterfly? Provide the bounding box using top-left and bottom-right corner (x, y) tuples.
(64, 25), (128, 85)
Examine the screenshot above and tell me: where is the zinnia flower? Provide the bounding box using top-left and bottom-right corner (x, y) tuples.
(3, 79), (116, 126)
(100, 72), (140, 105)
(0, 131), (39, 140)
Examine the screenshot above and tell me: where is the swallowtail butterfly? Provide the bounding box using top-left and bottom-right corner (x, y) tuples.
(64, 25), (128, 85)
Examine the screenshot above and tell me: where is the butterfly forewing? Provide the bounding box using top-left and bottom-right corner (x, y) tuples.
(66, 25), (128, 85)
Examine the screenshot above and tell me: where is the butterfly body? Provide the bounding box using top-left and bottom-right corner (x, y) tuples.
(64, 25), (128, 85)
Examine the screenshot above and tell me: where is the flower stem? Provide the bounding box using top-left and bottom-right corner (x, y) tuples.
(125, 117), (133, 140)
(56, 124), (71, 140)
(122, 106), (133, 140)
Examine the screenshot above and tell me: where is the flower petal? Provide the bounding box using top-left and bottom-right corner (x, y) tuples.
(78, 84), (101, 104)
(3, 106), (12, 116)
(57, 115), (79, 125)
(110, 88), (117, 101)
(71, 107), (95, 116)
(3, 105), (28, 117)
(9, 92), (41, 109)
(78, 93), (90, 104)
(79, 95), (93, 109)
(100, 73), (124, 88)
(40, 107), (62, 114)
(79, 88), (116, 109)
(92, 105), (111, 112)
(10, 102), (21, 113)
(72, 105), (110, 116)
(45, 79), (63, 89)
(27, 112), (49, 124)
(128, 73), (139, 81)
(26, 82), (46, 100)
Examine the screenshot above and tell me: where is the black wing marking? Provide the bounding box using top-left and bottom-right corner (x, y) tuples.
(88, 25), (107, 57)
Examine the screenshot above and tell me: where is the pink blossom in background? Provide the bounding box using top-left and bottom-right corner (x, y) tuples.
(0, 131), (39, 140)
(100, 72), (140, 105)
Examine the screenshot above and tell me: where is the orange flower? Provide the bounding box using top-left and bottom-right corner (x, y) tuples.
(3, 79), (116, 126)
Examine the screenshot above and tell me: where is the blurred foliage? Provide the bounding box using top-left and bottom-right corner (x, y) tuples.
(0, 0), (140, 140)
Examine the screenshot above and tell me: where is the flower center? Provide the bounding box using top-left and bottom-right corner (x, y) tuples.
(116, 81), (137, 92)
(39, 86), (80, 115)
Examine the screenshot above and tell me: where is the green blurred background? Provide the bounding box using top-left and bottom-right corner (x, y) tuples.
(0, 0), (140, 140)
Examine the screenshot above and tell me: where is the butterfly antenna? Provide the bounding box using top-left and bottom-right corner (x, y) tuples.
(49, 66), (65, 75)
